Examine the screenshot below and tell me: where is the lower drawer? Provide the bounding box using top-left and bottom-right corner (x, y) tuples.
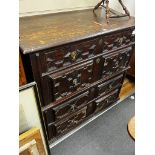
(47, 107), (87, 140)
(43, 87), (96, 124)
(97, 73), (123, 96)
(46, 88), (120, 140)
(95, 88), (120, 113)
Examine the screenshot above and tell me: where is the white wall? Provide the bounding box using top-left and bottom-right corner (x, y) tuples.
(19, 0), (99, 17)
(20, 0), (135, 17)
(110, 0), (135, 16)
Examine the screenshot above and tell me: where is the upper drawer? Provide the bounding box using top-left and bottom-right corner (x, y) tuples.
(102, 29), (134, 52)
(39, 37), (103, 74)
(48, 60), (93, 101)
(102, 46), (132, 78)
(35, 29), (134, 75)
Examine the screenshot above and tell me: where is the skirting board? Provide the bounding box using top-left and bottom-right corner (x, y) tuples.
(49, 90), (135, 149)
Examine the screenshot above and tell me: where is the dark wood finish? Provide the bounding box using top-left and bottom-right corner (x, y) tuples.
(47, 107), (87, 139)
(102, 29), (134, 52)
(127, 45), (135, 77)
(19, 8), (135, 143)
(44, 91), (90, 123)
(19, 8), (134, 54)
(35, 47), (133, 106)
(43, 73), (124, 125)
(97, 74), (124, 96)
(19, 52), (27, 86)
(39, 37), (103, 74)
(95, 88), (119, 113)
(48, 60), (93, 101)
(102, 47), (132, 78)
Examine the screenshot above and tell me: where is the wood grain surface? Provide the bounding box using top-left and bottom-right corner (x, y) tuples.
(119, 78), (135, 100)
(19, 52), (27, 86)
(19, 8), (135, 54)
(128, 116), (135, 139)
(127, 45), (135, 77)
(19, 128), (46, 155)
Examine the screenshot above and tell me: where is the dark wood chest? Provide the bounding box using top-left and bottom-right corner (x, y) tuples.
(20, 8), (135, 144)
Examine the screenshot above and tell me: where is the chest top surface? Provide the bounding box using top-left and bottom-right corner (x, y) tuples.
(19, 8), (135, 54)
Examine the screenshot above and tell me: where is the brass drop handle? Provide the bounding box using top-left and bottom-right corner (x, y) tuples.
(70, 51), (77, 61)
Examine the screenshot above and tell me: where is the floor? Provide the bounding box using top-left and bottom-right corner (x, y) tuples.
(119, 78), (135, 100)
(50, 93), (135, 155)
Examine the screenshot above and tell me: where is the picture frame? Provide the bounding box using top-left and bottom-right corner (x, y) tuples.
(19, 82), (50, 155)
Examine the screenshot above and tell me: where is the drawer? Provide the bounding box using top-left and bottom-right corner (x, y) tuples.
(97, 74), (124, 96)
(102, 29), (134, 52)
(44, 89), (95, 124)
(48, 60), (93, 101)
(40, 38), (103, 73)
(44, 87), (96, 124)
(47, 107), (87, 140)
(102, 47), (132, 78)
(95, 89), (119, 113)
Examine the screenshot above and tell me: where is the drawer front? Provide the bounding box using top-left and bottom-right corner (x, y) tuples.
(102, 47), (132, 78)
(48, 61), (93, 101)
(97, 74), (124, 96)
(44, 90), (93, 124)
(103, 29), (134, 52)
(47, 107), (87, 139)
(44, 86), (96, 124)
(40, 38), (103, 73)
(53, 91), (89, 121)
(55, 107), (87, 136)
(95, 89), (119, 113)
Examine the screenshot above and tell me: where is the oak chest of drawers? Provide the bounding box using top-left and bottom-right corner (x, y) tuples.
(20, 8), (135, 144)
